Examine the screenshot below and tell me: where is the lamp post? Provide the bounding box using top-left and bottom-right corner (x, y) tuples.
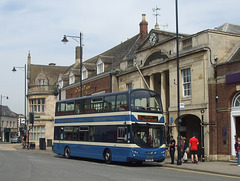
(61, 33), (83, 97)
(0, 95), (9, 142)
(12, 64), (27, 145)
(175, 0), (182, 165)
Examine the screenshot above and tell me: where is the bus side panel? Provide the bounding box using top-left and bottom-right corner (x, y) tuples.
(53, 142), (131, 161)
(53, 143), (66, 155)
(110, 147), (131, 162)
(54, 143), (165, 163)
(73, 144), (104, 160)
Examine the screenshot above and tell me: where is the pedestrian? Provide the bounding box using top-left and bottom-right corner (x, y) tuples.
(169, 135), (176, 164)
(235, 135), (238, 158)
(182, 137), (188, 163)
(189, 134), (199, 164)
(23, 134), (27, 149)
(180, 136), (186, 158)
(236, 137), (240, 166)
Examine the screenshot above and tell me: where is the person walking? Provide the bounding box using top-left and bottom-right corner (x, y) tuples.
(169, 136), (176, 164)
(182, 137), (188, 163)
(189, 134), (199, 164)
(236, 137), (240, 166)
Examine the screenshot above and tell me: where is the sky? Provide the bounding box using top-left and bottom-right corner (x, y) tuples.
(0, 0), (239, 115)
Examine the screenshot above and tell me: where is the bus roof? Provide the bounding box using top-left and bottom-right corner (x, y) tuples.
(56, 88), (159, 103)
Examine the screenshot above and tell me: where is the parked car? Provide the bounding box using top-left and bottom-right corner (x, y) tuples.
(11, 136), (21, 143)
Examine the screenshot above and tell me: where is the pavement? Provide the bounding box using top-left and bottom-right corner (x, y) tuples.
(2, 143), (239, 178)
(162, 157), (240, 178)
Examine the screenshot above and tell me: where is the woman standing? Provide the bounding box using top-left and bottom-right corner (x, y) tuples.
(236, 137), (240, 166)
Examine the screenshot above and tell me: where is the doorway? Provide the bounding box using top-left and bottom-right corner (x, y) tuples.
(179, 114), (201, 156)
(236, 117), (240, 138)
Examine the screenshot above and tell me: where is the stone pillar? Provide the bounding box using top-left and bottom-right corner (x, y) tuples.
(161, 72), (167, 112)
(150, 75), (154, 90)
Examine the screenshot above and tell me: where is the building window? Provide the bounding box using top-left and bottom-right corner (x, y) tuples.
(126, 83), (132, 90)
(58, 78), (63, 88)
(29, 126), (45, 141)
(182, 68), (191, 97)
(127, 59), (133, 67)
(97, 59), (104, 74)
(233, 93), (240, 107)
(82, 66), (88, 80)
(182, 38), (192, 50)
(69, 72), (75, 85)
(38, 79), (45, 86)
(30, 98), (45, 113)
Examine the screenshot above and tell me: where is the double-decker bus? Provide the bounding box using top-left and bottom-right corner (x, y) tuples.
(53, 89), (166, 163)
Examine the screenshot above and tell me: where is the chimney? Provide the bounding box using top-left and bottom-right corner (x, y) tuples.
(139, 14), (148, 41)
(75, 46), (80, 64)
(49, 63), (56, 66)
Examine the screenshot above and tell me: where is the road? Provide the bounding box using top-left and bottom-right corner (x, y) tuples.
(0, 144), (239, 181)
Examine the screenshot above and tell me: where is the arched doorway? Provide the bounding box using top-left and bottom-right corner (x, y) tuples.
(178, 114), (202, 156)
(231, 92), (240, 156)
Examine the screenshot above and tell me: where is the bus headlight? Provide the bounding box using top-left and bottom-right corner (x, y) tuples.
(131, 149), (139, 154)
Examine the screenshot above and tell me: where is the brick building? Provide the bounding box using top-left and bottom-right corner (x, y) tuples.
(58, 35), (140, 98)
(209, 47), (240, 159)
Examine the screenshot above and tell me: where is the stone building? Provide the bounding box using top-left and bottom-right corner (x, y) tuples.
(118, 20), (240, 160)
(27, 52), (69, 147)
(0, 105), (17, 142)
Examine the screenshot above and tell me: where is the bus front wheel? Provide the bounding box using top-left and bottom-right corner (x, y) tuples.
(64, 146), (71, 159)
(104, 149), (112, 164)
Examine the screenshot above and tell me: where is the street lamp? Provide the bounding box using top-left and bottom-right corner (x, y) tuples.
(53, 85), (62, 101)
(12, 64), (27, 144)
(175, 0), (182, 165)
(0, 95), (9, 141)
(61, 33), (83, 97)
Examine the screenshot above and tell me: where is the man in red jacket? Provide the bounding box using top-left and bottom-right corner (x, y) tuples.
(189, 134), (199, 164)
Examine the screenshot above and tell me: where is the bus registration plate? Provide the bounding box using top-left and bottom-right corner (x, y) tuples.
(145, 159), (154, 162)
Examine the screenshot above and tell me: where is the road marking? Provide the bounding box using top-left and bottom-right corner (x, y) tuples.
(163, 167), (240, 179)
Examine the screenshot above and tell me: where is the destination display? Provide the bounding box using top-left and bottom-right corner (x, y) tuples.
(138, 115), (158, 121)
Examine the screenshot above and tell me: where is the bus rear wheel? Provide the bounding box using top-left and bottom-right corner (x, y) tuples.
(64, 146), (71, 159)
(104, 149), (112, 164)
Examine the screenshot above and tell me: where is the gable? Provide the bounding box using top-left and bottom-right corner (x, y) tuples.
(35, 72), (48, 85)
(136, 29), (178, 52)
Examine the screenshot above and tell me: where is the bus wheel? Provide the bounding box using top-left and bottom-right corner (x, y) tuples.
(104, 149), (112, 164)
(64, 146), (71, 159)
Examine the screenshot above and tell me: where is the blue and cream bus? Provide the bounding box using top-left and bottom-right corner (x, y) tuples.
(53, 89), (166, 163)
